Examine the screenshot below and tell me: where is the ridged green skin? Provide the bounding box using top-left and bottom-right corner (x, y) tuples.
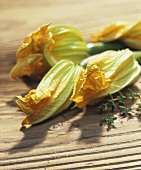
(10, 54), (50, 80)
(134, 51), (141, 64)
(81, 41), (141, 68)
(87, 41), (126, 55)
(16, 60), (84, 125)
(81, 49), (141, 105)
(44, 25), (89, 66)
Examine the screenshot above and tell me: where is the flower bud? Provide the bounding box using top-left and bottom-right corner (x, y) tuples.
(10, 24), (53, 80)
(44, 25), (88, 66)
(15, 60), (84, 125)
(10, 24), (88, 80)
(71, 49), (141, 108)
(92, 19), (141, 50)
(10, 54), (50, 80)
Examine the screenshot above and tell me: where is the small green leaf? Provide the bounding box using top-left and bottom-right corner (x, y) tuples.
(108, 94), (115, 112)
(126, 88), (140, 101)
(136, 103), (141, 111)
(100, 113), (117, 127)
(97, 103), (108, 114)
(119, 106), (132, 116)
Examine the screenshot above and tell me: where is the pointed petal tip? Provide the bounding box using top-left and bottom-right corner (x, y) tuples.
(22, 117), (31, 126)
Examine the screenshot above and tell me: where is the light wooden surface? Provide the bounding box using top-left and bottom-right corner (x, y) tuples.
(1, 0), (141, 169)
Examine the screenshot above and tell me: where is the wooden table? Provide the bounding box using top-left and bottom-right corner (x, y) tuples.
(1, 0), (141, 169)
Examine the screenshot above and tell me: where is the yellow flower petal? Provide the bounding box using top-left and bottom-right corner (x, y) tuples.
(10, 24), (88, 80)
(15, 60), (83, 125)
(70, 65), (111, 108)
(16, 24), (53, 61)
(16, 89), (52, 116)
(92, 21), (127, 42)
(10, 54), (50, 80)
(71, 49), (141, 108)
(121, 20), (141, 49)
(10, 24), (54, 79)
(92, 19), (141, 50)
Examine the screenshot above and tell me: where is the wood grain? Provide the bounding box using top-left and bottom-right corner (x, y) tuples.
(0, 0), (141, 169)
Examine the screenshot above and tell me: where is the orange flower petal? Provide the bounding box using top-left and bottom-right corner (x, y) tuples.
(71, 65), (111, 108)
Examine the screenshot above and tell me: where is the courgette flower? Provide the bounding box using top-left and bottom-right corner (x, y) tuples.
(10, 24), (88, 79)
(44, 25), (89, 66)
(15, 60), (83, 125)
(71, 49), (141, 108)
(92, 19), (141, 50)
(10, 24), (53, 80)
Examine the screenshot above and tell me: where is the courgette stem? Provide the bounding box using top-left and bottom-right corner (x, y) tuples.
(87, 41), (126, 55)
(80, 41), (141, 68)
(133, 51), (141, 64)
(82, 41), (141, 68)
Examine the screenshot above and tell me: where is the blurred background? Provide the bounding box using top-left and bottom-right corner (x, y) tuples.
(1, 0), (141, 46)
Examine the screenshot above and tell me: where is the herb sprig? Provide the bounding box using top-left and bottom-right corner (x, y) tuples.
(98, 88), (141, 128)
(100, 114), (117, 127)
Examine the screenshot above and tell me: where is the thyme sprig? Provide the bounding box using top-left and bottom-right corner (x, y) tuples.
(100, 114), (117, 128)
(136, 103), (141, 111)
(126, 88), (140, 101)
(98, 88), (141, 127)
(119, 106), (132, 117)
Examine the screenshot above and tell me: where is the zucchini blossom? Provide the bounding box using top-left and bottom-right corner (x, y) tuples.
(10, 24), (88, 80)
(71, 49), (141, 108)
(15, 60), (83, 125)
(92, 19), (141, 50)
(10, 24), (53, 80)
(44, 25), (89, 66)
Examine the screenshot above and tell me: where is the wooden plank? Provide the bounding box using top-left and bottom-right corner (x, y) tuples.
(0, 0), (141, 169)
